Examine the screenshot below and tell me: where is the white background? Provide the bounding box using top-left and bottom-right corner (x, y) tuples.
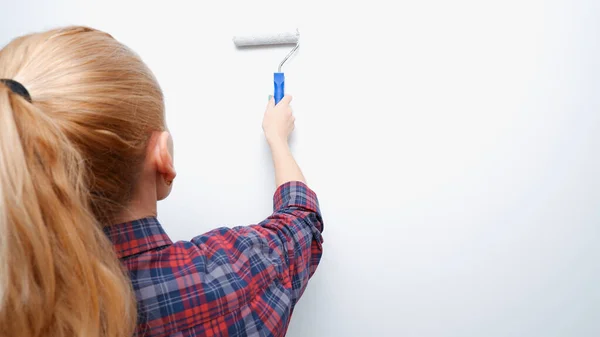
(2, 1), (599, 336)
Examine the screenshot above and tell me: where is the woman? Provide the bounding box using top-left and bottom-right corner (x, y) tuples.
(0, 26), (323, 337)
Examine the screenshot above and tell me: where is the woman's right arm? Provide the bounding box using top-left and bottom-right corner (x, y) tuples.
(188, 96), (323, 333)
(262, 95), (306, 186)
(191, 180), (323, 305)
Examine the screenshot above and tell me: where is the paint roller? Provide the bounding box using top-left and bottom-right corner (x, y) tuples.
(233, 30), (300, 104)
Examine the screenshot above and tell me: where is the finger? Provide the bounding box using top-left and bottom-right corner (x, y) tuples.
(266, 96), (275, 109)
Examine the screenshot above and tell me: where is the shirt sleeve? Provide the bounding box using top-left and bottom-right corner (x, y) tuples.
(190, 181), (324, 310)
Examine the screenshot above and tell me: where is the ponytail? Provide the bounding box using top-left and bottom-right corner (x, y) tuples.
(0, 84), (136, 336)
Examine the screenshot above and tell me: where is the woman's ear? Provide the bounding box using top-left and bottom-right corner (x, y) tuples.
(154, 131), (176, 193)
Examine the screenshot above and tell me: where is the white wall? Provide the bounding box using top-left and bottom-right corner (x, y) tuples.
(2, 1), (599, 336)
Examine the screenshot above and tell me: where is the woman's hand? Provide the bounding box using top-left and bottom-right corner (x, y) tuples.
(262, 95), (295, 146)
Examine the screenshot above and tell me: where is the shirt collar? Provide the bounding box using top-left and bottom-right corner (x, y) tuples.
(103, 217), (173, 259)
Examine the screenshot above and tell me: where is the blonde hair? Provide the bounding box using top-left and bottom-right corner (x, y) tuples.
(0, 27), (165, 337)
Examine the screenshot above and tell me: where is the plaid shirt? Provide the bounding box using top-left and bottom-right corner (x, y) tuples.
(104, 182), (324, 337)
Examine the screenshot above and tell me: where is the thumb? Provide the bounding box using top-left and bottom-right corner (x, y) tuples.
(278, 95), (293, 106)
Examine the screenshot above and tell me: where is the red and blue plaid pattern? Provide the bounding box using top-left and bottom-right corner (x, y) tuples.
(104, 182), (324, 337)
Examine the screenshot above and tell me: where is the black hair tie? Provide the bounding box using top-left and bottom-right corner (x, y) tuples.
(0, 79), (32, 103)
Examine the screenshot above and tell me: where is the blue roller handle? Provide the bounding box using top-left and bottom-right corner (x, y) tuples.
(274, 72), (285, 104)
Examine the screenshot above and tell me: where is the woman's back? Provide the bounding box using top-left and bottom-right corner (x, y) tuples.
(106, 182), (322, 336)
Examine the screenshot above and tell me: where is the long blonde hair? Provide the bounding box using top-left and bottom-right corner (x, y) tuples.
(0, 27), (165, 337)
